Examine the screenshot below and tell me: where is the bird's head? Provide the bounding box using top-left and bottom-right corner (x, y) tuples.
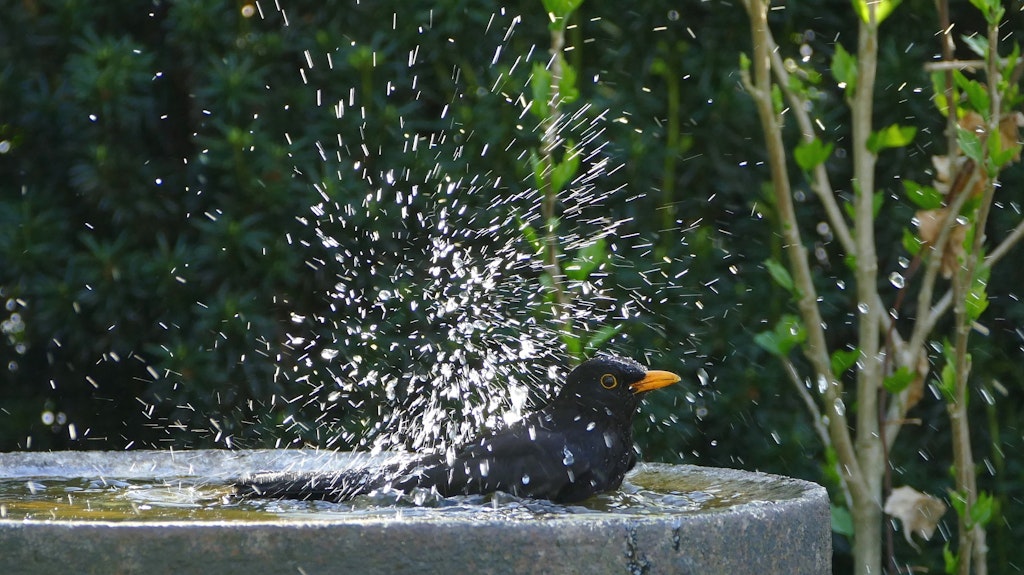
(556, 354), (681, 417)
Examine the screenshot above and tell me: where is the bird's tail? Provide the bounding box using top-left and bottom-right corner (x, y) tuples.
(235, 466), (394, 502)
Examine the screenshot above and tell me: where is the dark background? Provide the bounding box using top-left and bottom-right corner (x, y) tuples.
(2, 1), (1023, 571)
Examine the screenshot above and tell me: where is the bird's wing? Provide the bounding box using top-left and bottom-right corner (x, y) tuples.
(419, 417), (628, 502)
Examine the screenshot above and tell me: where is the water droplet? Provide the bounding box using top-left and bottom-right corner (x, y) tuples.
(836, 280), (846, 290)
(562, 447), (575, 466)
(521, 473), (530, 485)
(889, 272), (905, 289)
(857, 302), (870, 314)
(816, 374), (829, 395)
(833, 398), (846, 416)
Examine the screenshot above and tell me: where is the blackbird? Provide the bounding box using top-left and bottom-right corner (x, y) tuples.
(235, 355), (680, 504)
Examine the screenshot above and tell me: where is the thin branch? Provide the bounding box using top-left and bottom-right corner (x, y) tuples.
(741, 0), (866, 502)
(766, 30), (907, 360)
(780, 357), (853, 509)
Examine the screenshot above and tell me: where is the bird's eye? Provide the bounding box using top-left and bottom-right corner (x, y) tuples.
(600, 374), (618, 389)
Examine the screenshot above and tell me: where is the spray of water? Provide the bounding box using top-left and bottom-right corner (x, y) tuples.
(252, 4), (637, 457)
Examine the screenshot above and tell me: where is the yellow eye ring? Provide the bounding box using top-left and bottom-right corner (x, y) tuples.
(600, 374), (618, 389)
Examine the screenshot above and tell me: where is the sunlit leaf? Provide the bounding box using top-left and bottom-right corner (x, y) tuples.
(902, 180), (943, 210)
(550, 141), (581, 194)
(988, 126), (1017, 169)
(866, 124), (917, 153)
(831, 43), (857, 95)
(966, 267), (989, 321)
(530, 63), (552, 120)
(558, 56), (579, 105)
(944, 542), (958, 574)
(930, 71), (951, 117)
(971, 491), (995, 528)
(967, 0), (1005, 25)
(794, 138), (834, 172)
(852, 0), (902, 24)
(830, 349), (860, 377)
(542, 0), (585, 21)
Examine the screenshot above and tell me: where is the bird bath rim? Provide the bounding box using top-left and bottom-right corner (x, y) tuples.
(0, 449), (831, 575)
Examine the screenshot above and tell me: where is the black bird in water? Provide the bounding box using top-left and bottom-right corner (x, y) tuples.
(236, 355), (680, 504)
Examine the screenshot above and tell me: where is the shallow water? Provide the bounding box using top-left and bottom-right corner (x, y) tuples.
(0, 461), (804, 523)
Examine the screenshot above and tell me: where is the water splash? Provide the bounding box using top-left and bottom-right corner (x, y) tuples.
(255, 4), (636, 457)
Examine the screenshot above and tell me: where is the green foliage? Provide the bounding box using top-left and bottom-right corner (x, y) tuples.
(866, 124), (916, 153)
(794, 138), (834, 172)
(852, 0), (902, 25)
(831, 504), (855, 537)
(831, 43), (858, 96)
(764, 258), (795, 294)
(882, 367), (914, 394)
(754, 315), (806, 357)
(902, 180), (943, 210)
(830, 349), (860, 378)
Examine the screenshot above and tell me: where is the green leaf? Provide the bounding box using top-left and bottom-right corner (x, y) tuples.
(739, 52), (751, 74)
(550, 141), (581, 194)
(542, 0), (585, 21)
(902, 180), (944, 210)
(516, 216), (544, 255)
(771, 83), (784, 115)
(794, 139), (834, 172)
(830, 349), (860, 377)
(966, 267), (990, 321)
(988, 126), (1019, 169)
(565, 236), (606, 281)
(530, 150), (545, 190)
(557, 57), (579, 105)
(583, 324), (623, 354)
(930, 71), (952, 117)
(944, 542), (958, 574)
(902, 227), (923, 256)
(764, 258), (795, 293)
(967, 0), (1005, 25)
(961, 34), (988, 59)
(939, 360), (956, 403)
(852, 0), (902, 24)
(867, 124), (917, 153)
(971, 491), (995, 528)
(831, 505), (855, 537)
(957, 125), (984, 163)
(883, 367), (915, 394)
(530, 63), (552, 120)
(832, 43), (857, 95)
(956, 73), (990, 116)
(754, 315), (806, 357)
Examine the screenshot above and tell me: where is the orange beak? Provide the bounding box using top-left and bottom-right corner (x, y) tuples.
(630, 370), (682, 394)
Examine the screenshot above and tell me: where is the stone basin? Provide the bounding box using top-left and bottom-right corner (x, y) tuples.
(0, 450), (830, 574)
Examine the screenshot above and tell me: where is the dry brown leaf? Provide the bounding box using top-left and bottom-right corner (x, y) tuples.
(905, 354), (929, 411)
(884, 486), (947, 550)
(1000, 112), (1024, 162)
(914, 209), (965, 279)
